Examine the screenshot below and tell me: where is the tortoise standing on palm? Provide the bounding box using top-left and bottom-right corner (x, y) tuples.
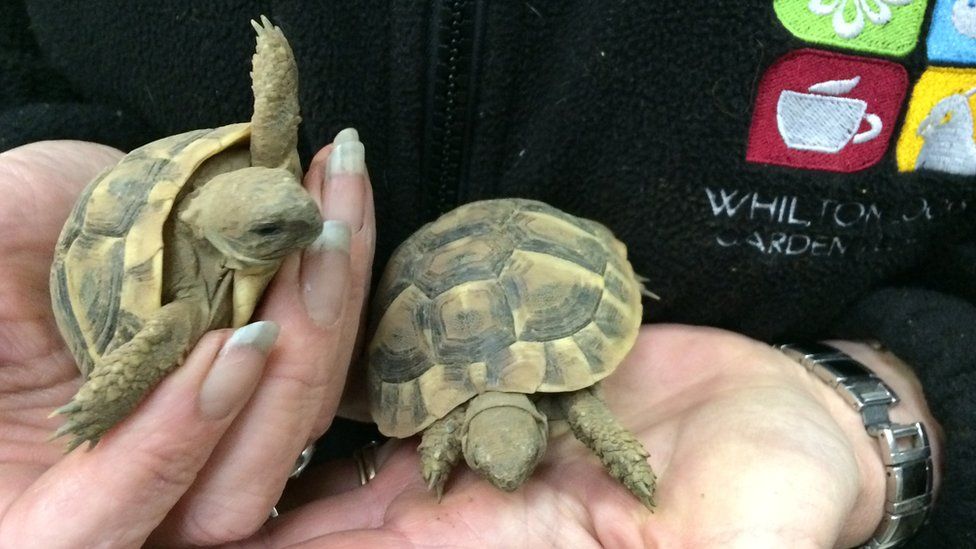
(49, 17), (322, 450)
(368, 198), (657, 508)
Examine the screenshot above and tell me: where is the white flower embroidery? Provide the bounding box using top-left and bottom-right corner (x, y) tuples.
(808, 0), (914, 39)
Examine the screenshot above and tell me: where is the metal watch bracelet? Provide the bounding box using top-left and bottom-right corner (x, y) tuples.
(776, 342), (933, 549)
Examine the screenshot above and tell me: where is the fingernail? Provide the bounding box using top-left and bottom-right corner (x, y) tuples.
(334, 127), (359, 144)
(328, 140), (365, 177)
(199, 321), (279, 420)
(224, 321), (280, 354)
(324, 141), (366, 232)
(302, 220), (352, 328)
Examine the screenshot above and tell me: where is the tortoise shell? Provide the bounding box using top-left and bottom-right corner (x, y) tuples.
(50, 123), (253, 377)
(368, 198), (644, 438)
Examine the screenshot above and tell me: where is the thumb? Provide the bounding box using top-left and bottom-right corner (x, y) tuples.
(0, 321), (279, 548)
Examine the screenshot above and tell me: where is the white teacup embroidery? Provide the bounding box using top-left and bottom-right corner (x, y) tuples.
(808, 0), (914, 39)
(777, 76), (883, 153)
(915, 87), (976, 175)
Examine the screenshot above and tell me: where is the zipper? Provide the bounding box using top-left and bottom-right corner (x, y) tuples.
(422, 0), (485, 217)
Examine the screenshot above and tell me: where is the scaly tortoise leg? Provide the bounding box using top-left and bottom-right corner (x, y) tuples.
(559, 385), (657, 508)
(53, 299), (206, 451)
(418, 405), (466, 500)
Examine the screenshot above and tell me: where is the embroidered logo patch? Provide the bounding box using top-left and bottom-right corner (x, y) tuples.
(747, 49), (908, 173)
(896, 67), (976, 174)
(927, 0), (976, 64)
(773, 0), (928, 57)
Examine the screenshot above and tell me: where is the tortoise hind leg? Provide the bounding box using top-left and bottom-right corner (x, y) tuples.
(417, 406), (466, 500)
(53, 299), (206, 451)
(558, 386), (657, 509)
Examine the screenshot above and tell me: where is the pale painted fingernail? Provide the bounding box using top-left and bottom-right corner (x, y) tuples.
(333, 127), (359, 144)
(200, 321), (279, 420)
(324, 140), (366, 232)
(302, 220), (352, 328)
(328, 140), (365, 177)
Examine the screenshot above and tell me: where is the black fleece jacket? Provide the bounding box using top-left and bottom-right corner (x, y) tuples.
(2, 1), (973, 546)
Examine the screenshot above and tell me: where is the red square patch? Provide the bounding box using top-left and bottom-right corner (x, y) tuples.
(746, 49), (908, 173)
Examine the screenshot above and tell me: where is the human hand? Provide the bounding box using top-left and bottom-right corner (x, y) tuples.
(0, 129), (375, 547)
(252, 325), (942, 548)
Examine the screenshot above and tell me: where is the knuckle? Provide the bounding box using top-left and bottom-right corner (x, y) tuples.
(175, 499), (269, 547)
(128, 440), (199, 494)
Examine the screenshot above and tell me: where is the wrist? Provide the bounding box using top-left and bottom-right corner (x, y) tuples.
(791, 341), (944, 547)
(826, 340), (944, 496)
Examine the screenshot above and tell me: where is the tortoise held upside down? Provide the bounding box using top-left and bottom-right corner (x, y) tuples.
(49, 17), (321, 450)
(368, 198), (658, 508)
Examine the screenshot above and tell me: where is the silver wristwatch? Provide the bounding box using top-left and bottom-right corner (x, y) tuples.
(777, 342), (933, 549)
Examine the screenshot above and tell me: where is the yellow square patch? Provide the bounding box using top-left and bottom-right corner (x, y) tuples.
(896, 67), (976, 174)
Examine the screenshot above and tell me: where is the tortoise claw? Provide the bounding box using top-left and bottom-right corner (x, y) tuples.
(62, 434), (96, 454)
(49, 420), (75, 442)
(50, 400), (82, 418)
(425, 471), (446, 501)
(49, 406), (103, 453)
(633, 481), (656, 510)
(417, 407), (465, 503)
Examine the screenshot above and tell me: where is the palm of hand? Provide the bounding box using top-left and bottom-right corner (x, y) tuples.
(0, 143), (119, 479)
(267, 326), (866, 548)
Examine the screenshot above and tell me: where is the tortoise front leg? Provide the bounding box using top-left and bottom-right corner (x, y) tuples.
(558, 386), (657, 508)
(418, 405), (466, 500)
(53, 299), (207, 451)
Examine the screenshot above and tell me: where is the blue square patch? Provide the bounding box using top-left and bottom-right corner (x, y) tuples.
(928, 0), (976, 64)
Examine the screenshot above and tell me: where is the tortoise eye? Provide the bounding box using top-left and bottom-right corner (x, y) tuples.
(251, 223), (283, 236)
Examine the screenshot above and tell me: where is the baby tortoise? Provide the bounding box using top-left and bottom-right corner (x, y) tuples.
(49, 17), (321, 450)
(368, 198), (657, 508)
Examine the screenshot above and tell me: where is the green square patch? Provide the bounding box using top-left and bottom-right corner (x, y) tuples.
(773, 0), (928, 57)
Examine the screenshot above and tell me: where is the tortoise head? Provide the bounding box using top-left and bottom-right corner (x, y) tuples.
(461, 392), (548, 492)
(180, 166), (322, 265)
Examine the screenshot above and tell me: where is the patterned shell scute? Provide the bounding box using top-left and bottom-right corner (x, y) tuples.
(51, 123), (251, 377)
(369, 198), (644, 438)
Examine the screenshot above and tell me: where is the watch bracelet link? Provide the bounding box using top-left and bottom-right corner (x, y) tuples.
(776, 342), (933, 549)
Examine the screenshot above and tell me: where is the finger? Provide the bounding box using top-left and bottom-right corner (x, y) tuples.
(316, 129), (376, 422)
(291, 126), (374, 430)
(262, 441), (418, 546)
(156, 131), (375, 544)
(0, 322), (277, 548)
(276, 438), (402, 514)
(259, 529), (417, 549)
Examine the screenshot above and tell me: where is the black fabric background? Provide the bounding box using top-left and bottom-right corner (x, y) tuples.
(2, 1), (973, 546)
